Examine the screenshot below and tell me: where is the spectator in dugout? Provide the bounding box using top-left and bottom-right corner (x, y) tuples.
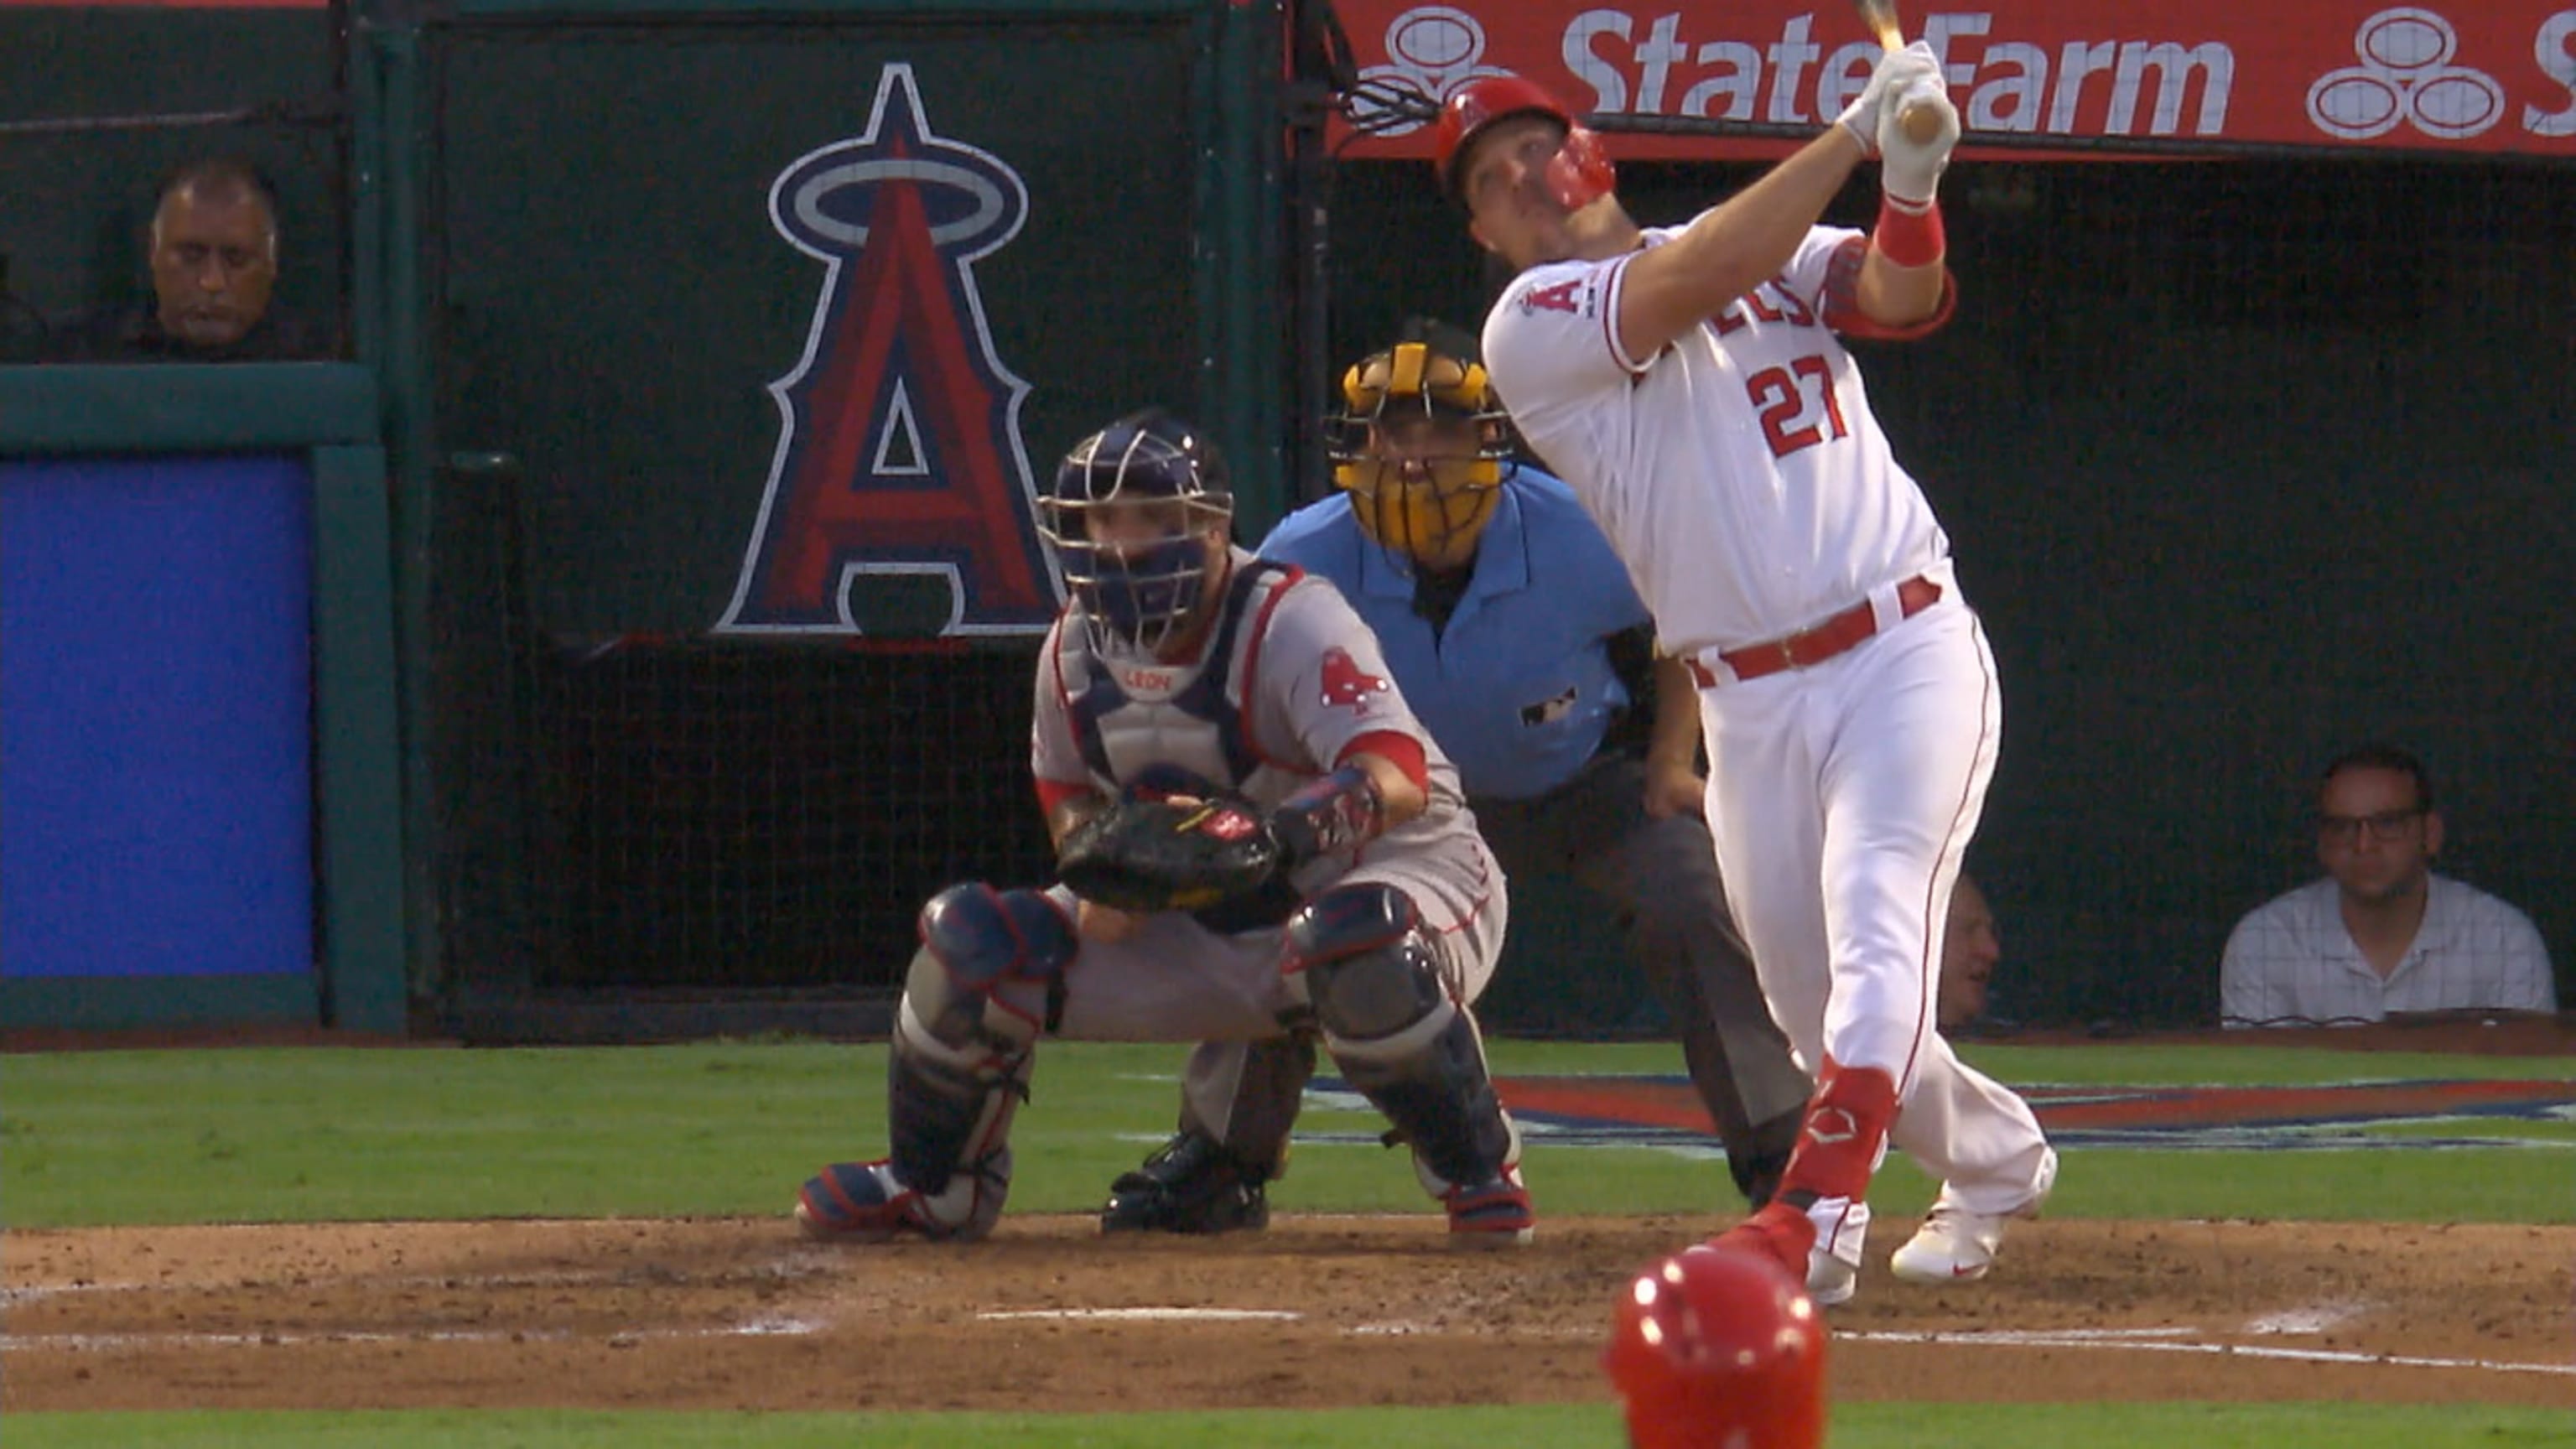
(41, 154), (335, 363)
(2220, 743), (2557, 1027)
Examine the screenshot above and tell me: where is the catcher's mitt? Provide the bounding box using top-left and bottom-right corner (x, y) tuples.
(1057, 796), (1282, 913)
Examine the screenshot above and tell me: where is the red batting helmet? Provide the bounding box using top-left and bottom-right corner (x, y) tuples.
(1604, 1244), (1826, 1449)
(1434, 75), (1614, 211)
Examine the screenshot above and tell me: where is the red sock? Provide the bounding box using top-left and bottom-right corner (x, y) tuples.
(1779, 1060), (1898, 1206)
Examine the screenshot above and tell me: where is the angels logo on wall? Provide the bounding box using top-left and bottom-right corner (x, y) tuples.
(716, 63), (1062, 636)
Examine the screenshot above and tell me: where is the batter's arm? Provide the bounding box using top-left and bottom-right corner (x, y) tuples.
(1852, 244), (1948, 327)
(1614, 129), (1866, 363)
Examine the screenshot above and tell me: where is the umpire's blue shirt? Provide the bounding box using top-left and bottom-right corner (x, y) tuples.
(1259, 468), (1649, 802)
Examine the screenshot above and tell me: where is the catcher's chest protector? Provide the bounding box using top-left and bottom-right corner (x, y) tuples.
(1062, 561), (1312, 807)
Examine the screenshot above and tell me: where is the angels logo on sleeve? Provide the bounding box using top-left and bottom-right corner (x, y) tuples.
(1317, 647), (1394, 714)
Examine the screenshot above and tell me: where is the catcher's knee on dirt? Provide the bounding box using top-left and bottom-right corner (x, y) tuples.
(878, 882), (1070, 1214)
(1287, 884), (1519, 1196)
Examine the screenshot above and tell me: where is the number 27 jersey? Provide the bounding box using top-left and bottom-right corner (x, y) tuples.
(1482, 221), (1952, 658)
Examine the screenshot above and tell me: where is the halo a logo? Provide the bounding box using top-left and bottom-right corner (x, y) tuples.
(719, 64), (1062, 636)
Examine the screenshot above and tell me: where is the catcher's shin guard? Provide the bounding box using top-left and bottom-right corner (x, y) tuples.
(1291, 885), (1533, 1245)
(796, 945), (1037, 1243)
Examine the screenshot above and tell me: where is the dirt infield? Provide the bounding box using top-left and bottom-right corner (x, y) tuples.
(8, 1214), (2572, 1415)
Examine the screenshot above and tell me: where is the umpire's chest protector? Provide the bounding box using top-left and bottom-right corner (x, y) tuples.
(1058, 561), (1317, 808)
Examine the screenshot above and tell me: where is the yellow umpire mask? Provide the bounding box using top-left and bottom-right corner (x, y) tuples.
(1329, 339), (1512, 574)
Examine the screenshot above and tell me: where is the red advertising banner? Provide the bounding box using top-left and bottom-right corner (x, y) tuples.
(1333, 2), (2576, 158)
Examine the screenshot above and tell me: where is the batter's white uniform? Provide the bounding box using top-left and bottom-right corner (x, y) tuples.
(1483, 221), (2051, 1265)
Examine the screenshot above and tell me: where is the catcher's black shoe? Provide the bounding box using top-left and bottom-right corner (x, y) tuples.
(1100, 1131), (1270, 1234)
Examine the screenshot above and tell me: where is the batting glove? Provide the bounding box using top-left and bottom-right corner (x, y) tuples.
(1836, 40), (1941, 157)
(1877, 77), (1961, 205)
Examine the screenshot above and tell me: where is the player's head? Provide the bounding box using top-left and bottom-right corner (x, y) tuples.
(2314, 741), (2442, 904)
(148, 155), (281, 351)
(1041, 408), (1235, 661)
(1605, 1244), (1826, 1449)
(1938, 872), (1999, 1031)
(1327, 317), (1514, 574)
(1435, 75), (1615, 267)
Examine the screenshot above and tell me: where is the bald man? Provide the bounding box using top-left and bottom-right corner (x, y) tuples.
(44, 156), (333, 363)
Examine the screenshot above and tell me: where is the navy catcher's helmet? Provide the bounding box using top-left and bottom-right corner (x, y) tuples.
(1040, 408), (1235, 658)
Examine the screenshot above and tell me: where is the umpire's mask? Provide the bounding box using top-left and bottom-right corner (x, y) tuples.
(1327, 321), (1513, 575)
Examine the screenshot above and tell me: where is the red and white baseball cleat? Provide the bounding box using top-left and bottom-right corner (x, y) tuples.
(1889, 1145), (2058, 1283)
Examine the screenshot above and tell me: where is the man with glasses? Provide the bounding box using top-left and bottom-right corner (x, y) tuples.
(2219, 743), (2556, 1027)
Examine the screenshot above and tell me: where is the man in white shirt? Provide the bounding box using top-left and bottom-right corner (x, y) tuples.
(2220, 744), (2558, 1027)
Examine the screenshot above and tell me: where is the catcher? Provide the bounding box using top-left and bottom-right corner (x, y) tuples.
(793, 407), (1531, 1245)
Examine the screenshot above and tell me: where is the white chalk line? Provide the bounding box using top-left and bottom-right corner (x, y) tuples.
(1, 1314), (828, 1353)
(981, 1308), (1301, 1322)
(0, 1256), (836, 1308)
(1843, 1327), (2576, 1376)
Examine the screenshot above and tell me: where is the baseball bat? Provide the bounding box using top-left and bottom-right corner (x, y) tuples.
(1853, 0), (1945, 146)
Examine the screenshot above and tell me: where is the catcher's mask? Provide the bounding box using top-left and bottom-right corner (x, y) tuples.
(1041, 408), (1233, 660)
(1327, 319), (1513, 574)
(1435, 75), (1616, 213)
(1604, 1245), (1826, 1449)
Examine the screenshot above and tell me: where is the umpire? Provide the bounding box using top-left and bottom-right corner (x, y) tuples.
(1101, 318), (1810, 1230)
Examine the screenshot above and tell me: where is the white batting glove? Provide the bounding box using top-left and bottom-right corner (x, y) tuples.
(1877, 77), (1961, 205)
(1835, 40), (1940, 156)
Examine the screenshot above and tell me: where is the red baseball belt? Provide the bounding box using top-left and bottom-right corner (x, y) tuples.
(1685, 575), (1943, 688)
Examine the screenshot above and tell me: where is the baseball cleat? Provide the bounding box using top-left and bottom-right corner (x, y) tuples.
(794, 1156), (1003, 1244)
(1888, 1145), (2057, 1284)
(1100, 1131), (1271, 1235)
(1805, 1249), (1858, 1307)
(1442, 1171), (1535, 1248)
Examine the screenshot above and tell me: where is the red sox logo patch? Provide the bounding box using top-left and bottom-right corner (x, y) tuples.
(1317, 648), (1393, 711)
(715, 64), (1061, 636)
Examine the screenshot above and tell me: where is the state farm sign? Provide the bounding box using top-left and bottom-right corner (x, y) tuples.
(1336, 3), (2576, 158)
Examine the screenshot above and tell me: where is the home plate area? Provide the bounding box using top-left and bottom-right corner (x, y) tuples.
(6, 1213), (2569, 1415)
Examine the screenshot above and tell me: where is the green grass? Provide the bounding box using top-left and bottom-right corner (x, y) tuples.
(3, 1040), (2570, 1228)
(6, 1402), (2568, 1449)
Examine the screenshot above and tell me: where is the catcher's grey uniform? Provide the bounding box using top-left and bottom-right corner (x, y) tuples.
(1031, 550), (1507, 1038)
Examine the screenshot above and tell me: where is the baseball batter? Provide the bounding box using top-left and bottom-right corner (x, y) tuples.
(1436, 51), (2054, 1298)
(793, 408), (1533, 1245)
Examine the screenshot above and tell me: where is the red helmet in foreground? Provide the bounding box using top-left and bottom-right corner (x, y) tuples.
(1433, 75), (1614, 211)
(1605, 1244), (1826, 1449)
